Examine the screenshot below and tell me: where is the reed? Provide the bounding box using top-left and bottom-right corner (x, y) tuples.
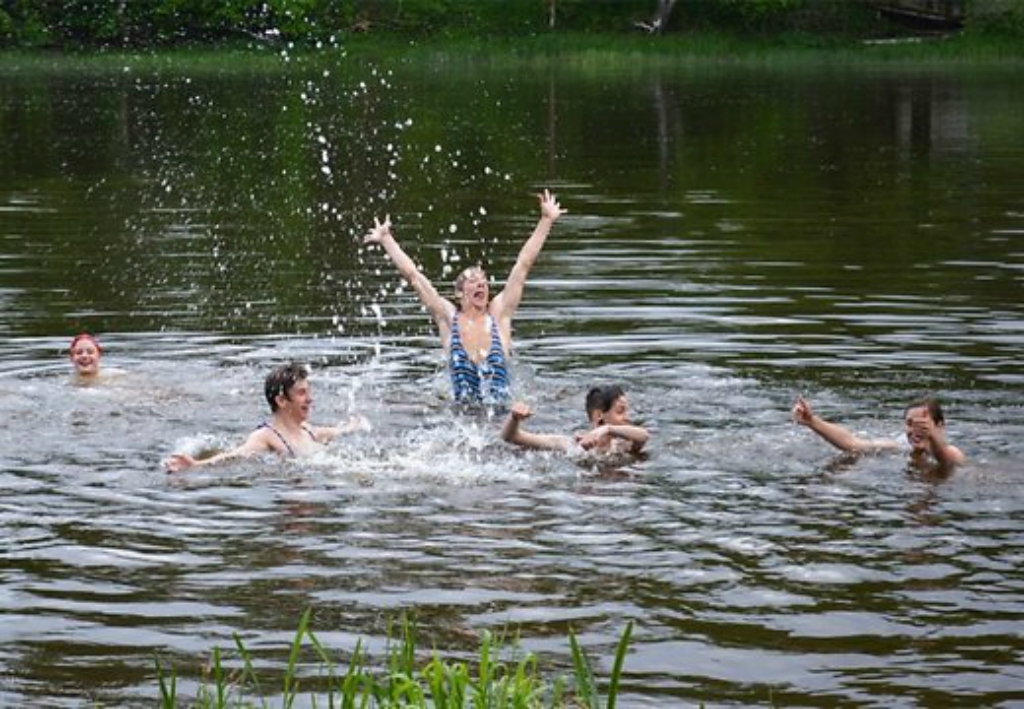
(155, 611), (633, 708)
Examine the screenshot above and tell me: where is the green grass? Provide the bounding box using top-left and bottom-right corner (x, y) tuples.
(155, 610), (635, 708)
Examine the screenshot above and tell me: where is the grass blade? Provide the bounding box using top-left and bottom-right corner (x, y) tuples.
(233, 632), (267, 708)
(284, 608), (313, 709)
(211, 645), (227, 708)
(155, 656), (177, 709)
(605, 621), (633, 709)
(568, 628), (598, 709)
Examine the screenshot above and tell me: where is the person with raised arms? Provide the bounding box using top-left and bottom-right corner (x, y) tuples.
(501, 384), (650, 456)
(363, 190), (565, 406)
(791, 395), (966, 469)
(164, 362), (369, 472)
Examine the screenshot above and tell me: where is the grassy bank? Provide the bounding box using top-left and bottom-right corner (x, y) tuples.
(376, 30), (1024, 68)
(1, 30), (1022, 77)
(156, 610), (634, 708)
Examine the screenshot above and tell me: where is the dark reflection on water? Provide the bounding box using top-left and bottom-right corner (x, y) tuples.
(1, 54), (1023, 706)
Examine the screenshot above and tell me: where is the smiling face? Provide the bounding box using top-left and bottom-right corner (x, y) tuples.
(69, 337), (101, 377)
(904, 405), (935, 452)
(277, 378), (313, 423)
(455, 267), (489, 311)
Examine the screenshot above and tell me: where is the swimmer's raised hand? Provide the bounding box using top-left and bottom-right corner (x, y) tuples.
(537, 189), (565, 223)
(364, 215), (393, 245)
(792, 396), (815, 426)
(164, 453), (197, 473)
(510, 401), (533, 421)
(339, 414), (372, 433)
(908, 411), (943, 446)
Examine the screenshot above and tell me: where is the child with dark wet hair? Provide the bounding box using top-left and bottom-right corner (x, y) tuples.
(501, 384), (649, 455)
(164, 362), (369, 473)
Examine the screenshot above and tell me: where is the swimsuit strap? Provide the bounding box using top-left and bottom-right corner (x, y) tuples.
(301, 424), (318, 442)
(487, 316), (504, 357)
(450, 312), (462, 344)
(259, 422), (296, 457)
(449, 313), (479, 403)
(485, 315), (510, 396)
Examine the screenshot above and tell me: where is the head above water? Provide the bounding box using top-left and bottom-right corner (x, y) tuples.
(904, 396), (947, 453)
(454, 265), (489, 308)
(904, 397), (945, 425)
(265, 362), (309, 412)
(585, 384), (629, 426)
(68, 332), (102, 377)
(70, 333), (102, 354)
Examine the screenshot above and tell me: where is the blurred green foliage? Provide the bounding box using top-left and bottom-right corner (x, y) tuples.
(0, 0), (1021, 48)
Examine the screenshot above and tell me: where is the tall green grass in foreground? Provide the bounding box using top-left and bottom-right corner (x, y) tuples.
(156, 610), (634, 708)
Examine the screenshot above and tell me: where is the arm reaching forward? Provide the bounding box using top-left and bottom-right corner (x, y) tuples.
(501, 401), (574, 453)
(791, 397), (898, 454)
(312, 414), (372, 444)
(164, 429), (272, 473)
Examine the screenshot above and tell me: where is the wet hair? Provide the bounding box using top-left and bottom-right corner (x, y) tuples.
(585, 384), (626, 420)
(69, 332), (102, 354)
(453, 265), (487, 296)
(905, 397), (945, 425)
(265, 362), (309, 412)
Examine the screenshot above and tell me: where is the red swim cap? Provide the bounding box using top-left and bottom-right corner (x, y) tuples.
(69, 332), (102, 354)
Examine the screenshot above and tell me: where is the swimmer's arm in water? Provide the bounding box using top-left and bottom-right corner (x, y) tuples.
(909, 412), (966, 467)
(163, 428), (275, 473)
(791, 396), (898, 454)
(501, 402), (575, 453)
(364, 215), (455, 331)
(578, 423), (650, 454)
(492, 190), (565, 322)
(312, 414), (372, 443)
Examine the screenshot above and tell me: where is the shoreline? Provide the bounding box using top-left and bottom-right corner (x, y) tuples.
(1, 32), (1023, 76)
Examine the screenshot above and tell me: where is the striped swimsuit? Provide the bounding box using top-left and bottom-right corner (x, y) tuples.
(448, 314), (510, 405)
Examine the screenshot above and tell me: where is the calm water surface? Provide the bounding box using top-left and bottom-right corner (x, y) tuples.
(1, 51), (1023, 706)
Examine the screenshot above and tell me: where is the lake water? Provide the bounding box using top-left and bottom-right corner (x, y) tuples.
(1, 49), (1023, 706)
